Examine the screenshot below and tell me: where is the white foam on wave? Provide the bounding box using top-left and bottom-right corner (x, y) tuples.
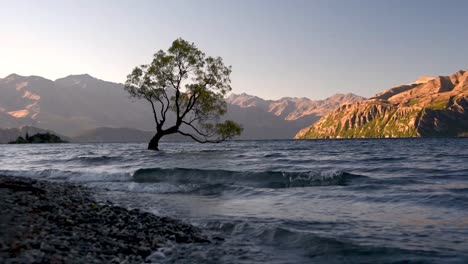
(86, 181), (193, 194)
(285, 170), (348, 185)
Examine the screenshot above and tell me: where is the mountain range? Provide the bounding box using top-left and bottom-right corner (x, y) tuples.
(295, 70), (468, 139)
(0, 74), (364, 142)
(0, 74), (154, 136)
(225, 93), (364, 139)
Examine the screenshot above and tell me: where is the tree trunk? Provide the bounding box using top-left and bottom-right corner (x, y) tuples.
(148, 133), (163, 151)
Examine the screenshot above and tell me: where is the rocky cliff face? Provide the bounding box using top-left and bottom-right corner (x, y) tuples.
(295, 70), (468, 139)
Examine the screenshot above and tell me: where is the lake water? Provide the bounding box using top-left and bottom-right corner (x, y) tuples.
(1, 139), (467, 263)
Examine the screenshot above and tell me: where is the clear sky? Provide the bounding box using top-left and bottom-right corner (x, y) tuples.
(1, 0), (468, 99)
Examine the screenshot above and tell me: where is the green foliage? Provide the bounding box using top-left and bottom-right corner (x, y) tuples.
(406, 99), (419, 107)
(216, 120), (243, 139)
(428, 98), (449, 110)
(124, 38), (242, 149)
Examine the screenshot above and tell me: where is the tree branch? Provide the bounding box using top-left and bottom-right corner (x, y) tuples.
(180, 92), (200, 120)
(174, 52), (188, 125)
(156, 98), (169, 128)
(186, 116), (202, 125)
(162, 90), (170, 120)
(144, 96), (160, 128)
(181, 121), (211, 137)
(178, 131), (224, 143)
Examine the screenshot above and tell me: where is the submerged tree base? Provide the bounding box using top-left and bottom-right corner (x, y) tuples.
(148, 144), (159, 151)
(147, 134), (162, 151)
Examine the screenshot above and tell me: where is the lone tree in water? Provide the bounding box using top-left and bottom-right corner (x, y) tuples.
(125, 38), (242, 150)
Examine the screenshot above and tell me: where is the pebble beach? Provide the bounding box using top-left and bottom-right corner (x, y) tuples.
(0, 176), (208, 263)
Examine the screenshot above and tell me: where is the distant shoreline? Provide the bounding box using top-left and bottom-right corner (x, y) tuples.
(1, 136), (466, 145)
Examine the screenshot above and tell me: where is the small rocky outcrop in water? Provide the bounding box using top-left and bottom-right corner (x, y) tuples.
(0, 176), (208, 263)
(8, 132), (68, 144)
(295, 70), (468, 139)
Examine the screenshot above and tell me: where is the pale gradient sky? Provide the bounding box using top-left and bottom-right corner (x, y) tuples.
(1, 0), (468, 99)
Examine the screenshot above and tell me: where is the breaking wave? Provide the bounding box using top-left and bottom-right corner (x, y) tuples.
(0, 167), (368, 194)
(132, 168), (367, 189)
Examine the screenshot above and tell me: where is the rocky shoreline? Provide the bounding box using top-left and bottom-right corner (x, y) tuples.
(0, 176), (209, 263)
